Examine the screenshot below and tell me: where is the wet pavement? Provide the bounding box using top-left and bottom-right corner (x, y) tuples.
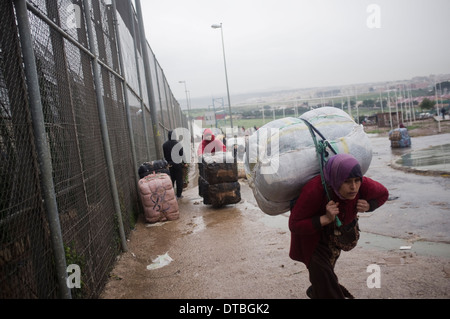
(362, 133), (450, 246)
(245, 133), (450, 256)
(100, 133), (450, 299)
(395, 143), (450, 173)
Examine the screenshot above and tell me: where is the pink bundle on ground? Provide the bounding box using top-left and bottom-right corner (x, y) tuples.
(138, 173), (179, 223)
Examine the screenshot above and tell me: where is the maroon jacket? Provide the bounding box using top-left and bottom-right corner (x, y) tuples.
(289, 175), (389, 267)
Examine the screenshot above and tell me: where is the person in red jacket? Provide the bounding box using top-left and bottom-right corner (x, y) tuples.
(289, 153), (389, 299)
(197, 128), (226, 156)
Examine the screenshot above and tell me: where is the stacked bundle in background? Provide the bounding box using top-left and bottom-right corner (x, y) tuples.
(198, 152), (241, 207)
(138, 159), (170, 179)
(244, 107), (373, 215)
(138, 173), (179, 223)
(389, 128), (411, 148)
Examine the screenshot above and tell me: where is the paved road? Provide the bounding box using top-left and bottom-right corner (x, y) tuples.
(361, 134), (450, 247)
(248, 133), (450, 256)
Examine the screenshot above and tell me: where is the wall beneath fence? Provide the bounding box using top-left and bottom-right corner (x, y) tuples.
(0, 0), (187, 298)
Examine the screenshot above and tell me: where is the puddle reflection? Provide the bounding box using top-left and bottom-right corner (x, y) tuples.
(396, 144), (450, 172)
(192, 216), (206, 233)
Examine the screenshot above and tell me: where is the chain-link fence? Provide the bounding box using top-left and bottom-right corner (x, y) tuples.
(0, 0), (187, 298)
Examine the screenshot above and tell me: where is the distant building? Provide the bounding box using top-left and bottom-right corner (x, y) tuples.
(369, 112), (403, 127)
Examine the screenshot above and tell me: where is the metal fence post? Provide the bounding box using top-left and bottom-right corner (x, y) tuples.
(13, 0), (71, 299)
(126, 0), (152, 160)
(135, 0), (163, 159)
(82, 0), (128, 252)
(154, 61), (166, 130)
(111, 0), (139, 181)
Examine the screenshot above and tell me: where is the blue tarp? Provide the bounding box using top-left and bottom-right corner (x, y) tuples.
(389, 128), (411, 148)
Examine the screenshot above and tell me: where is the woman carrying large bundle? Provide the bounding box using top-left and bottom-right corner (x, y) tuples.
(288, 153), (389, 299)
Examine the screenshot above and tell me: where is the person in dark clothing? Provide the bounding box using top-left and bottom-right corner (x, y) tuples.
(162, 130), (185, 199)
(289, 153), (389, 299)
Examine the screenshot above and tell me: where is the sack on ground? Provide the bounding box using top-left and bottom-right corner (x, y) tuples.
(138, 173), (179, 223)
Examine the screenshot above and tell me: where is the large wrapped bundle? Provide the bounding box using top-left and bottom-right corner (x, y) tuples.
(138, 160), (169, 179)
(138, 173), (179, 223)
(389, 128), (411, 148)
(208, 182), (241, 208)
(203, 154), (238, 184)
(199, 152), (241, 206)
(244, 107), (372, 215)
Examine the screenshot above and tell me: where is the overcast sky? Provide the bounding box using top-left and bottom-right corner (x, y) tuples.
(138, 0), (450, 104)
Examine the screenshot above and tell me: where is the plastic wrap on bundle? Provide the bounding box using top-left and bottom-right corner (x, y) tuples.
(244, 107), (373, 215)
(138, 173), (179, 223)
(389, 128), (411, 148)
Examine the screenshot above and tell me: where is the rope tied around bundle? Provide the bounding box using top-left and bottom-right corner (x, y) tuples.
(300, 118), (342, 227)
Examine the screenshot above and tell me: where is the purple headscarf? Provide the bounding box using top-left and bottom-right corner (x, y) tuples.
(324, 153), (363, 199)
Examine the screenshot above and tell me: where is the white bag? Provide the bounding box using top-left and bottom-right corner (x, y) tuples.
(244, 107), (372, 215)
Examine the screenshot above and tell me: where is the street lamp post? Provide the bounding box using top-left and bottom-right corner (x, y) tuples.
(211, 23), (233, 129)
(179, 80), (193, 143)
(178, 80), (190, 116)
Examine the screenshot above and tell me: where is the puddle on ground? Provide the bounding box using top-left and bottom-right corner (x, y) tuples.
(395, 144), (450, 173)
(191, 216), (206, 234)
(359, 232), (450, 259)
(257, 212), (450, 258)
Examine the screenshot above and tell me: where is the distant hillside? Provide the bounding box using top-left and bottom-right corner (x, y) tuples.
(182, 74), (450, 111)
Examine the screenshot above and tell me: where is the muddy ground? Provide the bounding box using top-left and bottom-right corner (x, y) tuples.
(100, 118), (450, 300)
